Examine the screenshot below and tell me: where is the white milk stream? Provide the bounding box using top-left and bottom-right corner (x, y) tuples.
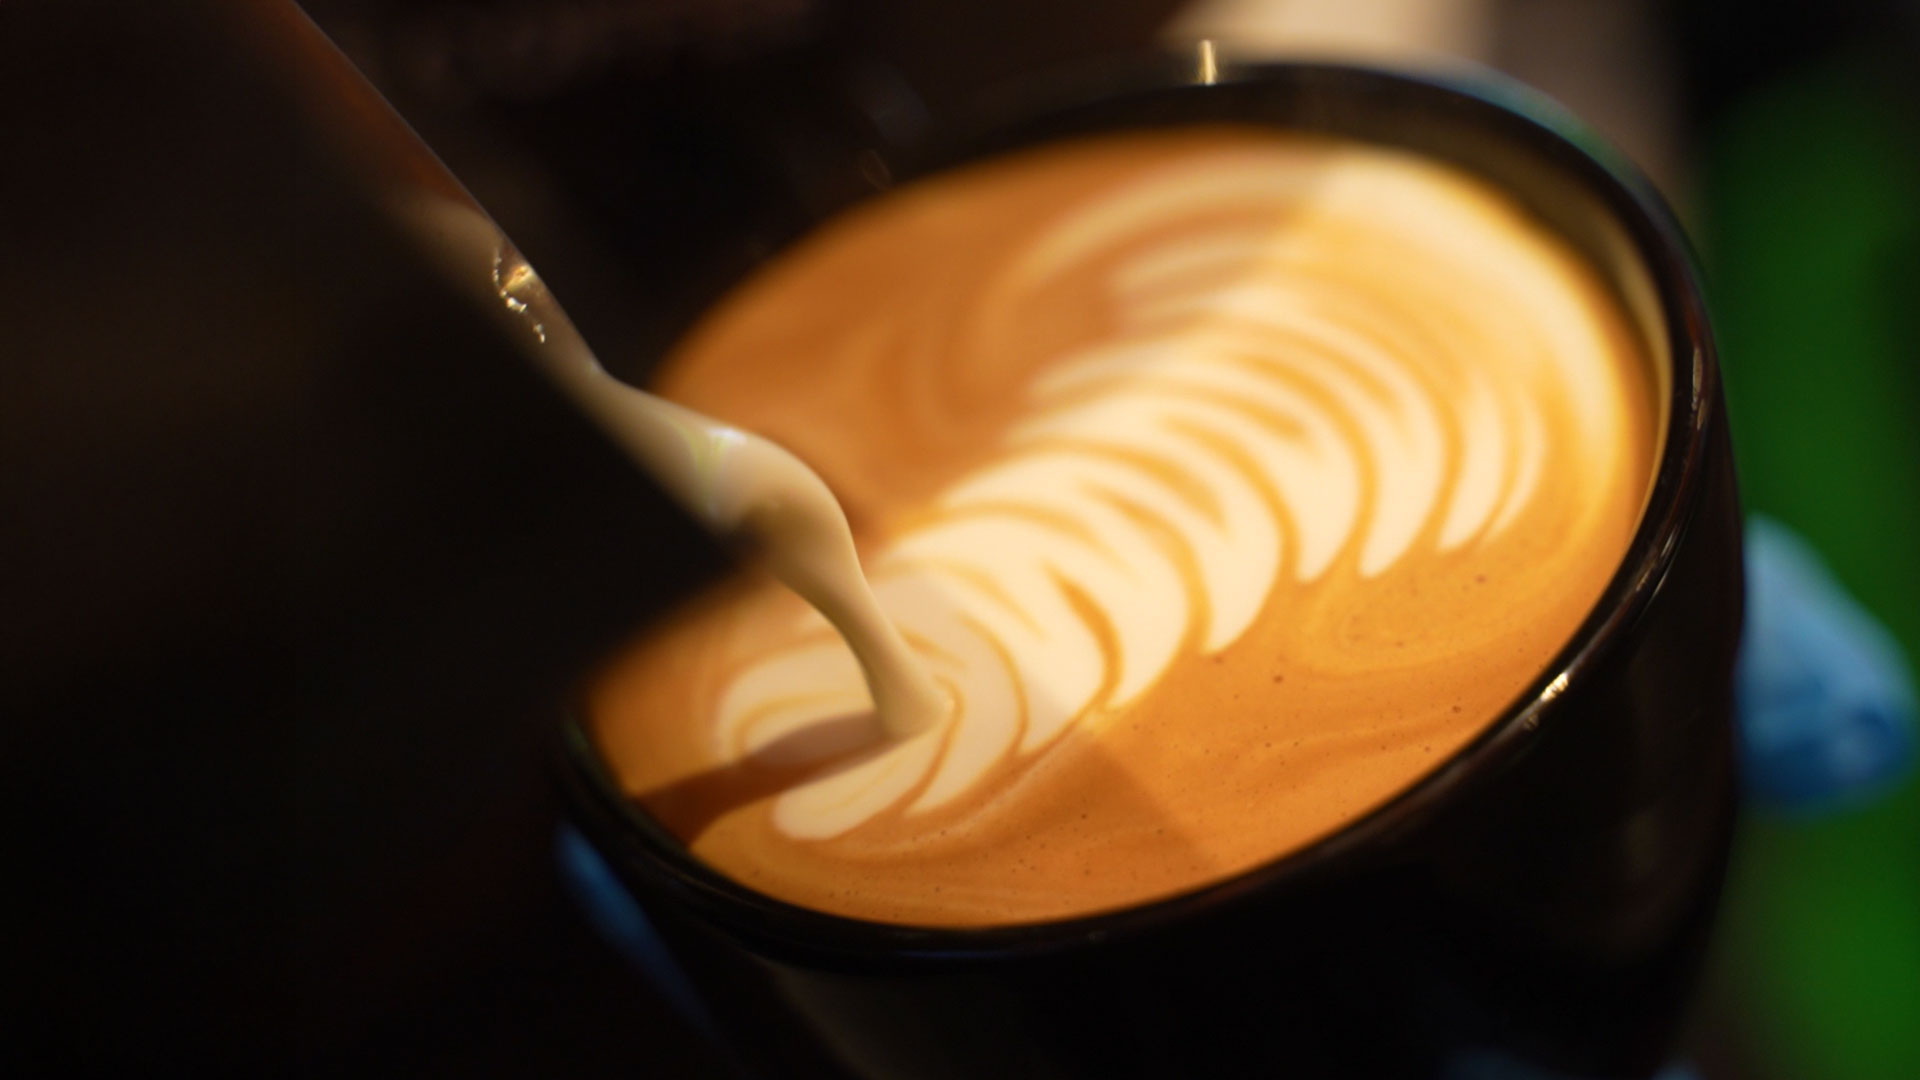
(404, 198), (948, 741)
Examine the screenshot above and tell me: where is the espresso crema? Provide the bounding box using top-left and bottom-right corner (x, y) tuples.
(591, 128), (1657, 926)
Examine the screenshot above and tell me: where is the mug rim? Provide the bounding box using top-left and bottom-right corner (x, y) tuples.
(558, 53), (1720, 966)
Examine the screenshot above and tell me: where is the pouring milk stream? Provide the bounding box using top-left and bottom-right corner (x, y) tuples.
(402, 197), (949, 742)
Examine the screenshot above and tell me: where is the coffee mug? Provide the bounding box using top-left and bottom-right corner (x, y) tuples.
(559, 56), (1742, 1079)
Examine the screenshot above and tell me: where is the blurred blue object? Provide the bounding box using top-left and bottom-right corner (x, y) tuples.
(555, 824), (729, 1044)
(1737, 516), (1918, 812)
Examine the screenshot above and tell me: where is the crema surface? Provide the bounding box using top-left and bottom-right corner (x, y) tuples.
(590, 128), (1657, 926)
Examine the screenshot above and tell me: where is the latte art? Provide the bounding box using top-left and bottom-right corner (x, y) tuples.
(719, 149), (1629, 839)
(591, 130), (1657, 925)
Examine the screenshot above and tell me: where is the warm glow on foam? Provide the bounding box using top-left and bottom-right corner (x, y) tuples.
(592, 129), (1655, 925)
(704, 145), (1636, 840)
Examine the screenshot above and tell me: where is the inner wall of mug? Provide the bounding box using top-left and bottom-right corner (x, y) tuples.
(575, 62), (1697, 944)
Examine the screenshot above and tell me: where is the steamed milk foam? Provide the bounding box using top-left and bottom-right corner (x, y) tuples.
(591, 127), (1658, 926)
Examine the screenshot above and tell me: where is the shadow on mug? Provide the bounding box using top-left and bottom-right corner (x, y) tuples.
(558, 55), (1744, 1080)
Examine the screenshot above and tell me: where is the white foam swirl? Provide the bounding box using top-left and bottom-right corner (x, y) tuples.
(709, 146), (1633, 839)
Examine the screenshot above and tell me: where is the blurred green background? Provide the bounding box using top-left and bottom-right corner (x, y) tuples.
(1695, 42), (1920, 1080)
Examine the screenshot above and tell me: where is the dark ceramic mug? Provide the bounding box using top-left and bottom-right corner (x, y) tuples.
(559, 56), (1744, 1080)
